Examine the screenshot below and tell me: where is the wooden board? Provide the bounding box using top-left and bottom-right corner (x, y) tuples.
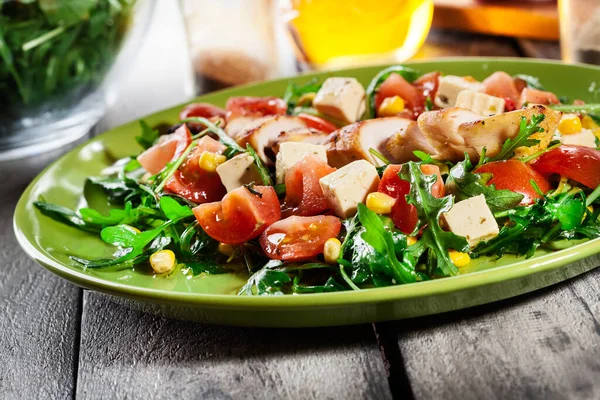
(433, 0), (560, 40)
(392, 255), (600, 399)
(75, 292), (392, 400)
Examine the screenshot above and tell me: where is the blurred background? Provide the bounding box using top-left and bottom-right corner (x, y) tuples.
(1, 0), (597, 159)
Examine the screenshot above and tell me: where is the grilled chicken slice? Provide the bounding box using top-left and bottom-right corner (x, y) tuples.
(236, 116), (308, 165)
(385, 120), (438, 162)
(225, 116), (274, 139)
(272, 127), (330, 155)
(416, 105), (562, 162)
(326, 117), (413, 168)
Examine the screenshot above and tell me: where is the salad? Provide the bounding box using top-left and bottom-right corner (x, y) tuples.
(35, 65), (600, 296)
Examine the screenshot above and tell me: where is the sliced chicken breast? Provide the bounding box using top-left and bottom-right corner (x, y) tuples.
(325, 117), (414, 168)
(385, 120), (438, 162)
(273, 127), (330, 155)
(225, 116), (274, 139)
(417, 105), (562, 161)
(237, 116), (308, 165)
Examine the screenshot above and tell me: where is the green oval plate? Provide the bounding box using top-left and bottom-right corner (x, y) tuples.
(14, 58), (600, 327)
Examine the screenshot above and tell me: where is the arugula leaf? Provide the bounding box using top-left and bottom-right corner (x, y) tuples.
(158, 196), (193, 221)
(550, 104), (600, 114)
(513, 74), (546, 91)
(34, 201), (101, 233)
(400, 162), (469, 276)
(292, 275), (345, 293)
(238, 260), (290, 295)
(446, 156), (524, 213)
(283, 78), (322, 113)
(357, 203), (424, 284)
(180, 117), (245, 155)
(486, 114), (545, 163)
(39, 0), (97, 26)
(365, 65), (421, 119)
(86, 175), (142, 204)
(246, 144), (273, 186)
(185, 260), (235, 275)
(135, 120), (159, 150)
(425, 96), (433, 111)
(79, 201), (138, 226)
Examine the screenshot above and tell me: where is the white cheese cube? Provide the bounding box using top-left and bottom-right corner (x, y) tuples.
(319, 160), (380, 218)
(313, 77), (366, 124)
(455, 90), (506, 116)
(559, 129), (598, 148)
(216, 154), (262, 192)
(275, 142), (328, 184)
(434, 76), (485, 109)
(442, 194), (499, 248)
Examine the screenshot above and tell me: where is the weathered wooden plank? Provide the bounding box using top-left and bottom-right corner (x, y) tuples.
(393, 255), (600, 400)
(75, 291), (392, 400)
(0, 154), (84, 399)
(517, 39), (561, 60)
(416, 29), (521, 59)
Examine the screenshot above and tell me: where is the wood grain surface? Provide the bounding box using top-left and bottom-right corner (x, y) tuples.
(75, 292), (391, 400)
(395, 255), (600, 400)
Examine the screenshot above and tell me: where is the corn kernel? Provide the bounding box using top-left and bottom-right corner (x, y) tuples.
(449, 250), (471, 267)
(366, 192), (396, 214)
(558, 114), (583, 135)
(582, 115), (599, 130)
(297, 92), (316, 107)
(150, 250), (176, 274)
(198, 151), (227, 172)
(377, 96), (405, 117)
(123, 224), (141, 234)
(592, 128), (600, 141)
(218, 242), (234, 257)
(406, 236), (417, 246)
(324, 238), (341, 264)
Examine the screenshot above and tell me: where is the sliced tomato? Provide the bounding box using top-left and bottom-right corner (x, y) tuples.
(378, 164), (444, 234)
(413, 71), (440, 114)
(374, 73), (420, 118)
(164, 136), (227, 204)
(193, 185), (281, 245)
(530, 145), (600, 189)
(475, 160), (551, 204)
(297, 113), (338, 133)
(179, 103), (226, 120)
(283, 154), (335, 216)
(517, 88), (560, 109)
(483, 71), (520, 103)
(137, 124), (192, 175)
(226, 96), (287, 120)
(260, 215), (341, 261)
(504, 97), (517, 112)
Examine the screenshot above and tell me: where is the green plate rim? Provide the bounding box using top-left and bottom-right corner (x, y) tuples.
(13, 57), (600, 310)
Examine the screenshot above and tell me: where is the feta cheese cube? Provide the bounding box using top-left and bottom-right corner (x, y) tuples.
(442, 194), (499, 248)
(319, 160), (380, 218)
(559, 129), (598, 148)
(434, 76), (485, 109)
(216, 153), (262, 192)
(313, 77), (366, 124)
(275, 142), (328, 184)
(455, 90), (506, 116)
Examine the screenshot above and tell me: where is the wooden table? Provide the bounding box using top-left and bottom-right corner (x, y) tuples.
(4, 3), (598, 399)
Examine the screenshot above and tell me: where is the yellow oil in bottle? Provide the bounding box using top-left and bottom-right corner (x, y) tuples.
(286, 0), (433, 68)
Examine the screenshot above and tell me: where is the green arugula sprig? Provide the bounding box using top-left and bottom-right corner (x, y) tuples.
(283, 77), (322, 113)
(136, 120), (159, 150)
(481, 114), (545, 165)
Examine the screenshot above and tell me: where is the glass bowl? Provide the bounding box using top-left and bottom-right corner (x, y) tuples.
(0, 0), (156, 160)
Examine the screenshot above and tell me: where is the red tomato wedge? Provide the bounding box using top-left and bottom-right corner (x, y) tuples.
(193, 185), (281, 245)
(517, 88), (560, 109)
(225, 96), (287, 120)
(179, 103), (226, 120)
(283, 154), (335, 216)
(297, 113), (338, 133)
(137, 124), (192, 175)
(413, 71), (440, 113)
(475, 160), (551, 204)
(530, 145), (600, 189)
(260, 215), (341, 261)
(483, 71), (520, 103)
(164, 136), (227, 204)
(374, 73), (420, 117)
(378, 164), (444, 234)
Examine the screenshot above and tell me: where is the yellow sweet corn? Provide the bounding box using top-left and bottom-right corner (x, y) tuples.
(324, 238), (341, 264)
(218, 243), (234, 257)
(297, 92), (316, 107)
(366, 192), (396, 214)
(558, 114), (582, 135)
(377, 96), (405, 117)
(581, 115), (599, 130)
(150, 250), (176, 274)
(449, 250), (471, 267)
(198, 151), (227, 172)
(406, 236), (417, 246)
